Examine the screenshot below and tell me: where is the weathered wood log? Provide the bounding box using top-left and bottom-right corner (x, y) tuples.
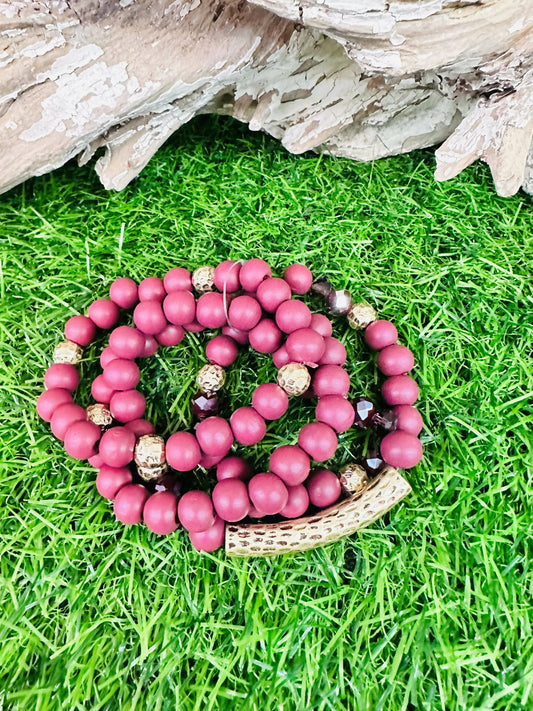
(1, 1), (532, 196)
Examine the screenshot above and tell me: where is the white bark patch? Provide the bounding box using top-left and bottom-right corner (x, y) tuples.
(36, 44), (104, 84)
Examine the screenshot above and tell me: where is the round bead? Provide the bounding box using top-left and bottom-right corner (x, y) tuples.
(50, 403), (87, 440)
(280, 484), (309, 518)
(64, 420), (101, 459)
(306, 469), (341, 508)
(109, 326), (145, 360)
(365, 320), (398, 350)
(91, 374), (116, 404)
(228, 295), (262, 331)
(284, 264), (313, 294)
(133, 300), (167, 335)
(239, 258), (271, 291)
(196, 292), (227, 329)
(53, 340), (83, 365)
(163, 290), (196, 325)
(37, 388), (73, 421)
(189, 515), (225, 552)
(272, 345), (291, 369)
(100, 346), (119, 369)
(312, 365), (350, 398)
(183, 321), (204, 333)
(377, 344), (415, 376)
(338, 463), (368, 495)
(166, 431), (201, 471)
(86, 403), (113, 429)
(206, 335), (238, 367)
(230, 407), (266, 445)
(88, 299), (119, 329)
(103, 359), (140, 391)
(256, 277), (292, 312)
(199, 452), (225, 469)
(156, 324), (184, 346)
(196, 417), (234, 456)
(88, 453), (104, 469)
(310, 313), (333, 338)
(248, 319), (282, 353)
(212, 479), (250, 522)
(65, 315), (96, 346)
(143, 491), (179, 535)
(318, 337), (347, 366)
(99, 426), (136, 467)
(382, 375), (419, 405)
(222, 325), (248, 345)
(124, 419), (155, 437)
(110, 278), (138, 309)
(381, 431), (423, 468)
(347, 303), (377, 330)
(44, 363), (79, 392)
(252, 383), (288, 420)
(110, 390), (146, 422)
(140, 334), (159, 358)
(216, 456), (252, 481)
(177, 490), (215, 532)
(277, 362), (311, 396)
(286, 328), (326, 365)
(298, 423), (338, 462)
(192, 266), (216, 293)
(275, 300), (312, 334)
(269, 445), (310, 486)
(96, 465), (133, 499)
(327, 290), (352, 315)
(315, 395), (355, 433)
(393, 405), (423, 435)
(196, 364), (226, 396)
(248, 473), (288, 515)
(164, 267), (192, 293)
(114, 484), (149, 525)
(138, 276), (165, 302)
(214, 260), (242, 292)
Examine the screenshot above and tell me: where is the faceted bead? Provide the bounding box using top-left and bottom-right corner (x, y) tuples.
(372, 410), (398, 432)
(362, 451), (385, 476)
(191, 392), (219, 420)
(154, 474), (182, 498)
(352, 397), (376, 428)
(311, 276), (335, 299)
(327, 290), (352, 315)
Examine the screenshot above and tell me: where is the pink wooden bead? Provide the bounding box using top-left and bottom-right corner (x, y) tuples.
(37, 388), (73, 421)
(109, 326), (145, 359)
(248, 473), (288, 515)
(272, 345), (291, 368)
(377, 344), (415, 376)
(306, 469), (341, 508)
(189, 515), (225, 552)
(88, 453), (104, 469)
(284, 264), (313, 294)
(124, 419), (155, 437)
(382, 375), (419, 405)
(256, 277), (292, 312)
(393, 405), (423, 435)
(99, 426), (136, 467)
(216, 456), (252, 481)
(163, 290), (196, 325)
(249, 319), (282, 353)
(96, 465), (133, 499)
(252, 383), (289, 420)
(133, 300), (168, 335)
(110, 390), (146, 422)
(64, 420), (101, 459)
(275, 299), (312, 334)
(50, 403), (87, 440)
(100, 346), (120, 369)
(365, 320), (398, 350)
(286, 328), (325, 365)
(178, 490), (215, 532)
(214, 260), (241, 292)
(310, 313), (333, 337)
(140, 335), (159, 358)
(228, 295), (262, 331)
(103, 359), (140, 391)
(156, 324), (184, 346)
(298, 422), (338, 462)
(196, 417), (234, 457)
(269, 445), (310, 486)
(44, 363), (79, 392)
(65, 315), (96, 346)
(381, 431), (423, 468)
(318, 337), (347, 366)
(138, 276), (166, 302)
(196, 292), (227, 329)
(212, 479), (250, 522)
(88, 299), (119, 329)
(183, 321), (204, 333)
(239, 258), (271, 291)
(315, 395), (355, 433)
(222, 325), (248, 345)
(199, 452), (225, 469)
(280, 484), (309, 518)
(164, 267), (192, 293)
(91, 374), (116, 404)
(109, 278), (138, 309)
(230, 407), (266, 445)
(114, 484), (149, 524)
(143, 491), (179, 535)
(166, 431), (202, 471)
(206, 335), (238, 366)
(312, 365), (350, 398)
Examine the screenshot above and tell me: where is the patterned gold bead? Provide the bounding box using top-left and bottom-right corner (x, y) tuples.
(135, 435), (167, 482)
(86, 404), (113, 430)
(277, 362), (311, 396)
(338, 463), (368, 495)
(347, 303), (377, 330)
(196, 364), (226, 395)
(53, 340), (83, 364)
(192, 266), (216, 293)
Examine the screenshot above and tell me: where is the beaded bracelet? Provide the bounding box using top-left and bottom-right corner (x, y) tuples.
(37, 259), (423, 556)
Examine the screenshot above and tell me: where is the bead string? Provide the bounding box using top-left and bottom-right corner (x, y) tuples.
(37, 260), (423, 553)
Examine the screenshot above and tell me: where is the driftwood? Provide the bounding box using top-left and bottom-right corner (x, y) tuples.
(1, 1), (532, 196)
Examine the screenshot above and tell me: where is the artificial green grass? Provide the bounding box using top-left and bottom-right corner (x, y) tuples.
(0, 115), (532, 711)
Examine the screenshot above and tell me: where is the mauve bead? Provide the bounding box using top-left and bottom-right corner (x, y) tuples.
(50, 403), (87, 440)
(138, 276), (166, 302)
(256, 277), (292, 312)
(103, 359), (140, 391)
(312, 365), (350, 398)
(183, 321), (204, 333)
(315, 396), (355, 433)
(214, 260), (241, 292)
(37, 388), (73, 421)
(163, 290), (196, 326)
(382, 375), (419, 405)
(269, 445), (310, 486)
(166, 431), (201, 471)
(156, 324), (184, 346)
(286, 328), (325, 365)
(252, 383), (288, 420)
(365, 320), (398, 350)
(189, 515), (225, 552)
(275, 299), (312, 334)
(249, 320), (282, 353)
(196, 417), (233, 457)
(110, 390), (146, 422)
(284, 264), (313, 294)
(88, 299), (119, 329)
(298, 422), (338, 462)
(222, 325), (248, 345)
(206, 335), (238, 366)
(318, 337), (347, 366)
(88, 453), (104, 469)
(199, 452), (225, 469)
(191, 392), (219, 420)
(110, 277), (138, 309)
(178, 490), (215, 532)
(65, 316), (96, 346)
(100, 346), (119, 369)
(212, 479), (250, 522)
(228, 295), (262, 331)
(239, 258), (272, 291)
(248, 473), (288, 515)
(164, 267), (192, 293)
(230, 407), (266, 445)
(99, 426), (136, 467)
(140, 335), (159, 357)
(196, 292), (227, 329)
(280, 484), (309, 518)
(393, 405), (423, 435)
(310, 313), (333, 338)
(109, 326), (145, 359)
(272, 345), (291, 369)
(377, 344), (415, 376)
(45, 363), (79, 392)
(124, 419), (155, 437)
(114, 484), (149, 525)
(381, 431), (423, 468)
(133, 300), (167, 335)
(64, 420), (101, 459)
(96, 465), (132, 499)
(216, 456), (252, 481)
(91, 374), (115, 404)
(306, 469), (341, 508)
(143, 491), (179, 535)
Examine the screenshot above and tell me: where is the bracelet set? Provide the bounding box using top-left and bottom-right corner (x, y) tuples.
(37, 259), (423, 555)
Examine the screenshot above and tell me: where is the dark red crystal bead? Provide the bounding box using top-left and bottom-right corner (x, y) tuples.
(372, 410), (398, 432)
(154, 475), (182, 498)
(362, 451), (385, 476)
(353, 397), (376, 428)
(191, 392), (219, 420)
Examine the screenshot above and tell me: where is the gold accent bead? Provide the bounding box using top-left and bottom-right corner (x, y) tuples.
(196, 364), (226, 395)
(347, 303), (377, 330)
(338, 463), (368, 495)
(86, 404), (113, 430)
(135, 435), (167, 482)
(192, 266), (216, 293)
(53, 340), (83, 364)
(277, 362), (311, 396)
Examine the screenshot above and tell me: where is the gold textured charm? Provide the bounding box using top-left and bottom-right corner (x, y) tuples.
(196, 364), (226, 395)
(277, 362), (311, 396)
(86, 404), (113, 430)
(338, 463), (369, 495)
(53, 340), (83, 364)
(192, 266), (216, 293)
(347, 303), (377, 330)
(134, 434), (167, 481)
